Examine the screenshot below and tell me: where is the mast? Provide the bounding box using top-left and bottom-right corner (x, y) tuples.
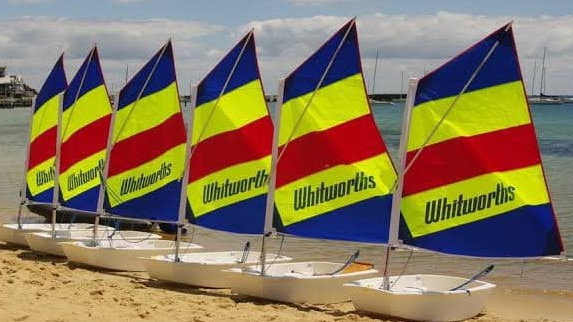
(17, 97), (36, 229)
(260, 78), (285, 275)
(530, 59), (537, 97)
(125, 63), (129, 85)
(400, 70), (404, 99)
(50, 92), (64, 237)
(175, 84), (197, 262)
(94, 90), (118, 246)
(540, 47), (547, 96)
(371, 48), (379, 95)
(382, 78), (418, 290)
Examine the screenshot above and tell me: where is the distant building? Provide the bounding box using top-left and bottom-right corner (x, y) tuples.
(0, 65), (36, 108)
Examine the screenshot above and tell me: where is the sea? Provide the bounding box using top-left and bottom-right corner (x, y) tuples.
(0, 102), (572, 298)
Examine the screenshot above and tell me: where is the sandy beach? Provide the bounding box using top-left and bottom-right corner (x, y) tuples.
(0, 242), (570, 322)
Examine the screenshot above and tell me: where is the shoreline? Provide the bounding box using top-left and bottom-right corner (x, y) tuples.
(0, 242), (572, 322)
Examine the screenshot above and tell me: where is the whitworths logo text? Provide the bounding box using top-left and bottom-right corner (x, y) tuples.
(120, 162), (173, 195)
(67, 159), (104, 191)
(424, 182), (515, 224)
(202, 169), (268, 204)
(293, 171), (376, 211)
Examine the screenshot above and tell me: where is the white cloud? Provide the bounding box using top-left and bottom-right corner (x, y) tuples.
(1, 12), (573, 95)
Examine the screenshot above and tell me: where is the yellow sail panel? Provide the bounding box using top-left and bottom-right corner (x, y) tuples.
(29, 95), (59, 143)
(58, 151), (105, 202)
(113, 83), (180, 143)
(60, 85), (111, 142)
(275, 153), (396, 226)
(279, 73), (370, 146)
(26, 157), (55, 196)
(187, 156), (271, 217)
(401, 164), (550, 238)
(105, 144), (186, 207)
(192, 81), (268, 145)
(408, 81), (531, 152)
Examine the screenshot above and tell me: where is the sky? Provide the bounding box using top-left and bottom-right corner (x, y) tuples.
(1, 0), (572, 95)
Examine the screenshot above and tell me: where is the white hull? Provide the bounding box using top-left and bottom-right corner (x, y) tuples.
(25, 230), (163, 256)
(143, 251), (292, 289)
(225, 261), (378, 304)
(60, 239), (203, 271)
(0, 223), (111, 247)
(344, 275), (496, 322)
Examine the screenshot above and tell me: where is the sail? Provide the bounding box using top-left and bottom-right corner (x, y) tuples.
(58, 47), (112, 212)
(399, 24), (564, 257)
(273, 19), (396, 243)
(103, 41), (186, 222)
(186, 30), (272, 234)
(24, 55), (67, 204)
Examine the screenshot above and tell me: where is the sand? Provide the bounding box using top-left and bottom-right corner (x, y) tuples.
(0, 242), (571, 322)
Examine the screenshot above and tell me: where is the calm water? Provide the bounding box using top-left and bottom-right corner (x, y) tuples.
(0, 103), (572, 297)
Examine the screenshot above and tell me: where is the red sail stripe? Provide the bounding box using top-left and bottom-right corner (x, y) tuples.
(60, 114), (111, 173)
(59, 115), (111, 173)
(276, 114), (387, 188)
(403, 123), (541, 196)
(28, 126), (57, 170)
(188, 116), (272, 182)
(107, 113), (186, 177)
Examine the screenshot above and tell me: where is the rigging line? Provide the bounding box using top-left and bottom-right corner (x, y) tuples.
(263, 233), (286, 274)
(60, 47), (96, 144)
(186, 30), (254, 170)
(112, 40), (170, 147)
(383, 245), (415, 290)
(275, 19), (356, 165)
(400, 23), (511, 180)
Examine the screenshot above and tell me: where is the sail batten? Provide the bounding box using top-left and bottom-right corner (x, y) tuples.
(399, 23), (564, 257)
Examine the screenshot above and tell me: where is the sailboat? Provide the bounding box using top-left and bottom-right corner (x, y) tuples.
(225, 19), (396, 304)
(59, 40), (202, 271)
(25, 46), (161, 256)
(528, 47), (562, 105)
(344, 23), (565, 321)
(143, 30), (290, 288)
(369, 48), (394, 106)
(0, 54), (110, 246)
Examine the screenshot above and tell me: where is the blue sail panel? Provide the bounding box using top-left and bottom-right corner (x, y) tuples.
(283, 19), (361, 102)
(197, 31), (261, 105)
(188, 194), (267, 234)
(277, 195), (392, 243)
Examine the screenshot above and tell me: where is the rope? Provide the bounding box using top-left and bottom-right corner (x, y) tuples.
(325, 249), (360, 275)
